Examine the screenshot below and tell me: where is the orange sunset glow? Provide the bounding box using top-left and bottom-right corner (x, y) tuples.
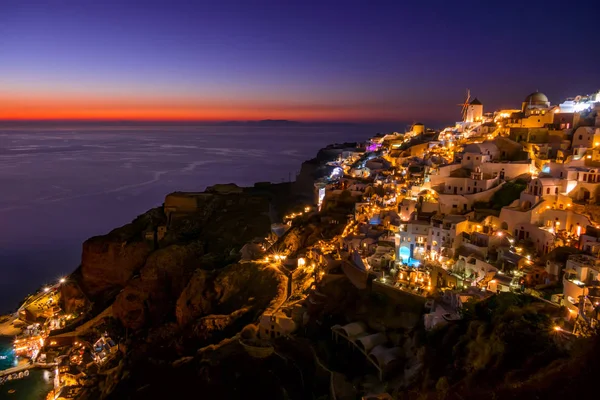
(0, 95), (404, 122)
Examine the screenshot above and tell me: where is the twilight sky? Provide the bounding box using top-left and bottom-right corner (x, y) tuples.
(1, 0), (599, 124)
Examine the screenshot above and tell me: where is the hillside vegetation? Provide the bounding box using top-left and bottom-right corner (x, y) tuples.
(400, 293), (596, 400)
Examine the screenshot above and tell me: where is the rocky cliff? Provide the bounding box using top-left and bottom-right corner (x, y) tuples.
(70, 190), (275, 330)
(79, 208), (165, 301)
(175, 262), (286, 328)
(61, 147), (358, 399)
(59, 279), (89, 315)
(293, 142), (357, 196)
(112, 243), (204, 330)
(77, 262), (287, 399)
(59, 181), (308, 400)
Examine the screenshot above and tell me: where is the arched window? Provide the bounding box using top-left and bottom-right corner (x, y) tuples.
(501, 222), (508, 230)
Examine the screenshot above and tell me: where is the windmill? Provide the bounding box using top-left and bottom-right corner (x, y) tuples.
(458, 89), (471, 121)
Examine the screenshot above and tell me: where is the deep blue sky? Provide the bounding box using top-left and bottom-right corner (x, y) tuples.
(1, 0), (599, 123)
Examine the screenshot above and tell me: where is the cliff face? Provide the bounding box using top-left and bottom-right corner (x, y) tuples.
(75, 192), (275, 331)
(165, 192), (272, 256)
(80, 238), (152, 299)
(174, 268), (213, 327)
(79, 208), (165, 300)
(112, 243), (203, 330)
(110, 336), (331, 400)
(80, 263), (287, 399)
(277, 222), (325, 255)
(59, 280), (89, 315)
(175, 262), (286, 328)
(277, 216), (346, 258)
(64, 150), (347, 399)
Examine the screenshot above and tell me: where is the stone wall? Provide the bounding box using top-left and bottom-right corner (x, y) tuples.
(480, 161), (530, 180)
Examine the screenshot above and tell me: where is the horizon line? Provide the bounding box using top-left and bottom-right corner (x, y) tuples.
(0, 118), (433, 125)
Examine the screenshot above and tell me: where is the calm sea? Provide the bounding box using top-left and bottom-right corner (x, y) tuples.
(0, 123), (393, 312)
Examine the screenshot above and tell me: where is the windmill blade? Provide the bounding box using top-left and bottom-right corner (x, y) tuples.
(460, 89), (471, 120)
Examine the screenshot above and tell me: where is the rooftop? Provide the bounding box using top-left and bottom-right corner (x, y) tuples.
(524, 91), (549, 105)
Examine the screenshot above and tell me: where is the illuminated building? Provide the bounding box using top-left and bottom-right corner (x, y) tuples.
(494, 109), (521, 122)
(398, 198), (417, 221)
(580, 225), (600, 254)
(512, 222), (554, 254)
(396, 218), (430, 266)
(259, 311), (297, 339)
(540, 209), (590, 237)
(429, 215), (469, 260)
(522, 91), (551, 113)
(314, 181), (327, 210)
(411, 122), (425, 135)
(438, 166), (499, 196)
(506, 92), (556, 129)
(461, 141), (500, 167)
(571, 126), (600, 150)
(13, 335), (45, 359)
(558, 90), (600, 113)
(562, 254), (600, 318)
(465, 98), (483, 123)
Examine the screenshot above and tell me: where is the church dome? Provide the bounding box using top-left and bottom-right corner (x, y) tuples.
(524, 91), (549, 105)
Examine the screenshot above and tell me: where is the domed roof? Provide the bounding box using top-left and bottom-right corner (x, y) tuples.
(524, 91), (549, 105)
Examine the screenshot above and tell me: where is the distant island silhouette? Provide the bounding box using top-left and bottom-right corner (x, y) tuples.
(216, 119), (303, 126)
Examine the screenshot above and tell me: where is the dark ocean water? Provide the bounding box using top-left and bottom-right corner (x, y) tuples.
(0, 123), (390, 312)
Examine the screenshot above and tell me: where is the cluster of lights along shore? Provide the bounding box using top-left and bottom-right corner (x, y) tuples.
(4, 272), (118, 396)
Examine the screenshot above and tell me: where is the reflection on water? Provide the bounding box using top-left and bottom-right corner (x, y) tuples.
(0, 369), (53, 400)
(0, 337), (16, 371)
(0, 336), (53, 399)
(42, 369), (52, 383)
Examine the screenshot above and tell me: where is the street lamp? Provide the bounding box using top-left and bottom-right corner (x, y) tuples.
(59, 278), (66, 284)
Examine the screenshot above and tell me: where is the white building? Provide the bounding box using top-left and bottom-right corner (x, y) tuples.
(259, 311), (297, 339)
(562, 254), (600, 316)
(440, 168), (499, 195)
(396, 219), (430, 266)
(429, 215), (469, 260)
(465, 98), (483, 123)
(558, 91), (600, 113)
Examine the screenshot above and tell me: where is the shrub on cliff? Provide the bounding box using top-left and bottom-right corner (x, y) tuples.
(420, 293), (565, 397)
(490, 181), (527, 210)
(241, 324), (258, 340)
